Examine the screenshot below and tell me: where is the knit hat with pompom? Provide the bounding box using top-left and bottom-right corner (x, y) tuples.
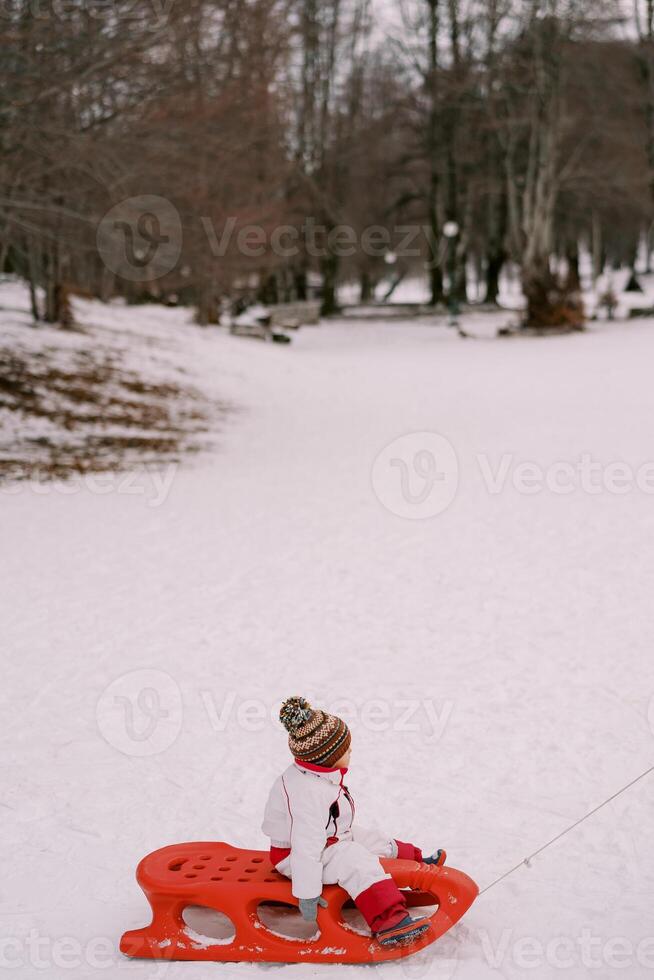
(279, 696), (351, 768)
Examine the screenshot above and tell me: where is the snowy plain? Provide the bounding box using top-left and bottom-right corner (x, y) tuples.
(2, 284), (654, 979)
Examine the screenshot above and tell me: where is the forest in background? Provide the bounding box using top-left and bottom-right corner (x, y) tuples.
(3, 0), (654, 328)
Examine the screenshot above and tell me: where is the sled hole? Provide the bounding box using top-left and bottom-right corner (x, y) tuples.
(400, 890), (439, 916)
(251, 857), (264, 863)
(257, 901), (318, 941)
(193, 864), (205, 870)
(168, 859), (186, 871)
(245, 868), (256, 873)
(225, 856), (237, 862)
(339, 905), (371, 937)
(410, 901), (439, 916)
(199, 855), (212, 860)
(264, 877), (276, 882)
(185, 874), (197, 879)
(182, 905), (236, 944)
(218, 866), (230, 871)
(237, 878), (249, 882)
(210, 876), (223, 881)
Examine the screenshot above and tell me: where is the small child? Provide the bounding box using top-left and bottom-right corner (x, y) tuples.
(262, 696), (445, 948)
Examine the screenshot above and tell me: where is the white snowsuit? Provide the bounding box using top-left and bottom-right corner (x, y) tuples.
(262, 761), (399, 900)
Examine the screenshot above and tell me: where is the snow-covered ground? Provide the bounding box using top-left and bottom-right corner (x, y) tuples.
(2, 287), (654, 979)
(0, 279), (225, 480)
(338, 271), (526, 309)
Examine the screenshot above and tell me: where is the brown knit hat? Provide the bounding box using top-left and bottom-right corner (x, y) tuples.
(279, 696), (351, 768)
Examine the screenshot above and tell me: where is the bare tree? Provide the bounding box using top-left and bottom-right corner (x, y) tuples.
(498, 0), (623, 326)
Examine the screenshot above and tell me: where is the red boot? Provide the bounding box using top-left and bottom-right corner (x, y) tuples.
(422, 849), (447, 867)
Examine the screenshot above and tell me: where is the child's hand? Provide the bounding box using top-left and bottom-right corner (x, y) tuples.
(298, 896), (328, 922)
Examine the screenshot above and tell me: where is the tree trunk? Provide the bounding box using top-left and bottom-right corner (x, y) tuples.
(294, 266), (308, 301)
(28, 276), (39, 322)
(429, 259), (444, 308)
(279, 268), (294, 303)
(482, 0), (506, 306)
(454, 250), (468, 304)
(43, 246), (73, 326)
(100, 265), (115, 304)
(517, 15), (583, 329)
(591, 210), (603, 282)
(639, 0), (654, 204)
(28, 241), (40, 322)
(444, 0), (467, 305)
(320, 248), (339, 316)
(258, 273), (279, 305)
(426, 0), (444, 306)
(523, 259), (583, 330)
(485, 249), (505, 305)
(360, 269), (374, 302)
(45, 281), (73, 327)
(565, 242), (580, 291)
(195, 281), (216, 325)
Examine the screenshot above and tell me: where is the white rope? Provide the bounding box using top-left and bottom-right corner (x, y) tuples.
(478, 764), (654, 896)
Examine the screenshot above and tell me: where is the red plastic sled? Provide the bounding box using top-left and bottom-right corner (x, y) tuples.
(120, 841), (478, 964)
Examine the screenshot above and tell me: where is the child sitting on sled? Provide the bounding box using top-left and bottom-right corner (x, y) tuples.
(262, 696), (446, 948)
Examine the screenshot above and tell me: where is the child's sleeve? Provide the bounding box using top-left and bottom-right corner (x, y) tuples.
(288, 789), (328, 899)
(352, 824), (423, 861)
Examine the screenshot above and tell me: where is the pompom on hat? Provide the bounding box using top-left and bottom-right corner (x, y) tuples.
(279, 696), (351, 768)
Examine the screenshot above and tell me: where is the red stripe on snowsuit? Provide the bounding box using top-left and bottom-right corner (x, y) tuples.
(325, 770), (351, 840)
(294, 759), (348, 775)
(281, 776), (293, 830)
(271, 778), (294, 866)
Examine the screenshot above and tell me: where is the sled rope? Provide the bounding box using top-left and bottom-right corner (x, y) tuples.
(479, 764), (654, 896)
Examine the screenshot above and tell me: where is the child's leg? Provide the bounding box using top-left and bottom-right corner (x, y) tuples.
(352, 825), (424, 862)
(322, 841), (408, 933)
(350, 825), (396, 858)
